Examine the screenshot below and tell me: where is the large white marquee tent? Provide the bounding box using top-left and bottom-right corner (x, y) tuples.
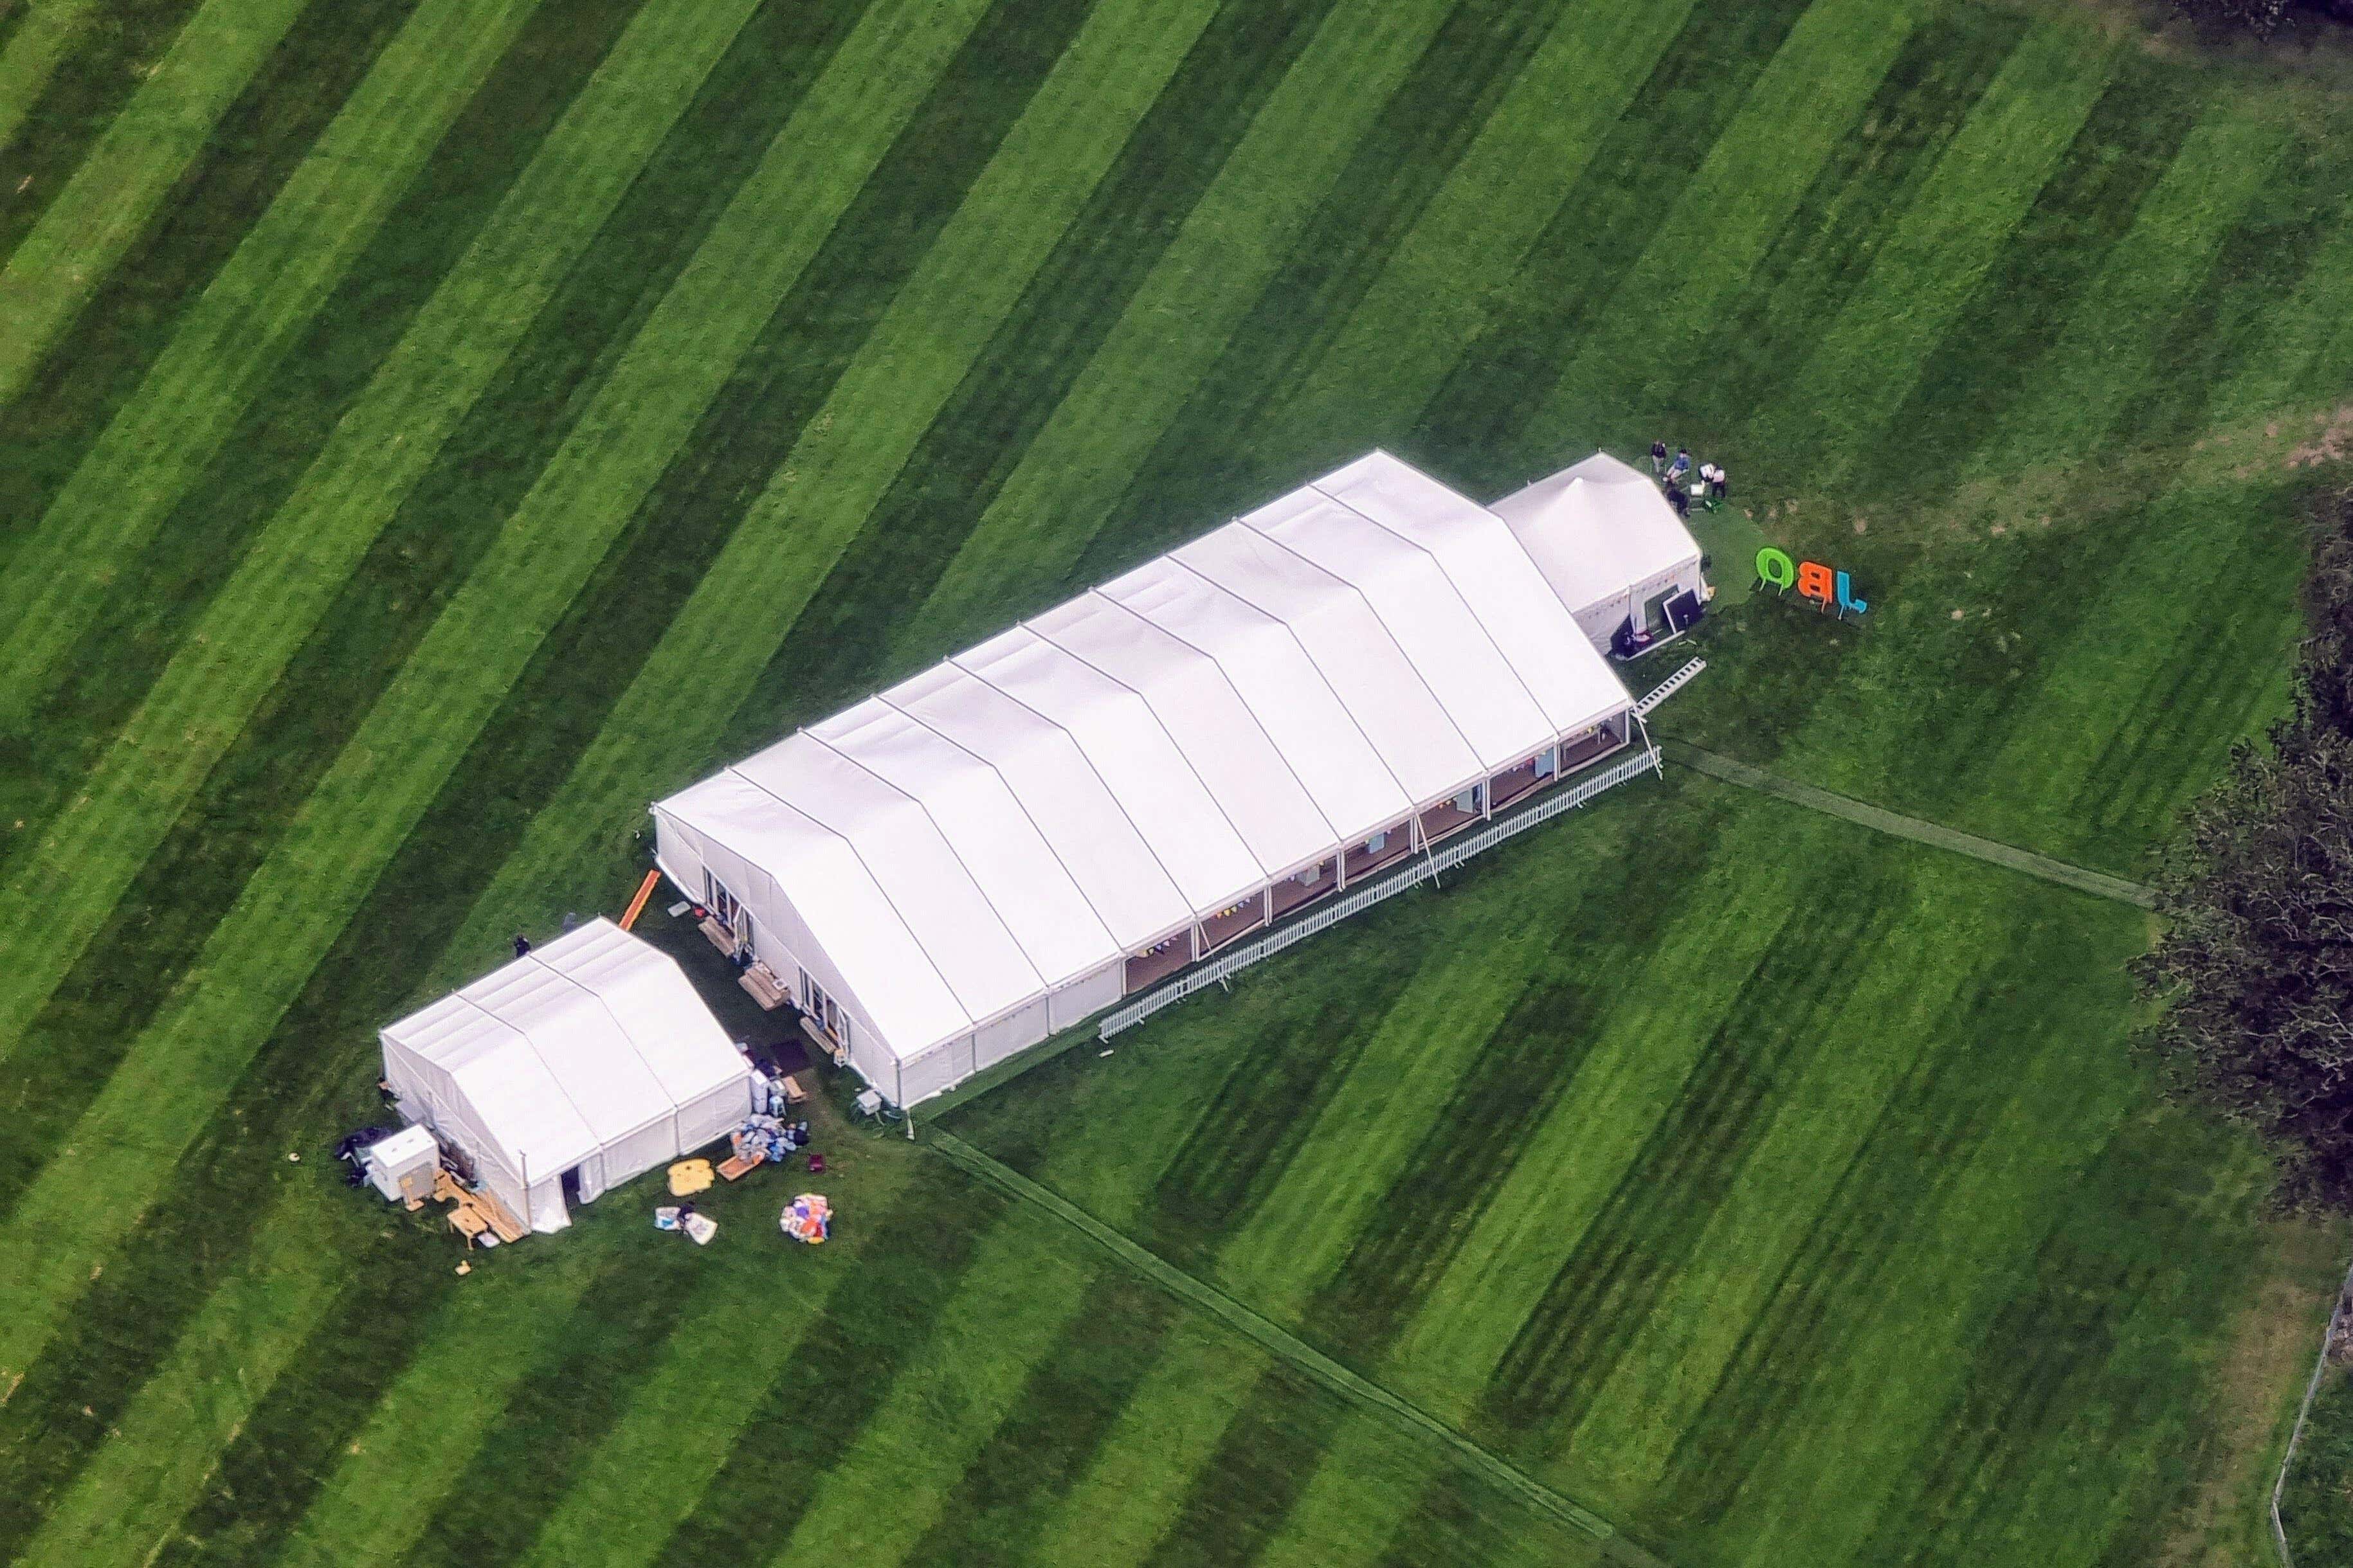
(652, 451), (1703, 1110)
(381, 919), (754, 1232)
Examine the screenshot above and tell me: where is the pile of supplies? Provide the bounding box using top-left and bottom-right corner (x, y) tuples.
(779, 1193), (831, 1245)
(730, 1115), (810, 1166)
(655, 1205), (718, 1245)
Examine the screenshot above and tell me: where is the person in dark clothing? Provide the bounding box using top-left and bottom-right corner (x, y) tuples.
(1666, 483), (1690, 519)
(1649, 439), (1669, 474)
(512, 933), (531, 959)
(1709, 465), (1729, 503)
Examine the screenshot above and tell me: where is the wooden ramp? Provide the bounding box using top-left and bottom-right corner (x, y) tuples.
(435, 1169), (528, 1245)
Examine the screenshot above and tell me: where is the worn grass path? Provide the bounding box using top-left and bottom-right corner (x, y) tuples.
(0, 0), (757, 1065)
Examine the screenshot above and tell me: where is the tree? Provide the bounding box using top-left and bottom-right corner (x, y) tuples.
(2137, 490), (2353, 1205)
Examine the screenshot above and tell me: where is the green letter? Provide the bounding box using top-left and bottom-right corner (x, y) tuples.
(1756, 546), (1795, 591)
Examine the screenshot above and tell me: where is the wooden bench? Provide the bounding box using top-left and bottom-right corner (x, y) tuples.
(435, 1169), (528, 1245)
(739, 962), (789, 1011)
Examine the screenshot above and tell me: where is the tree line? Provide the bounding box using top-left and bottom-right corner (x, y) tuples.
(2138, 487), (2353, 1207)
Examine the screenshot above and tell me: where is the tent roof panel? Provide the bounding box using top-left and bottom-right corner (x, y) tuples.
(1488, 451), (1703, 616)
(731, 736), (1046, 1026)
(528, 921), (747, 1107)
(1172, 524), (1482, 802)
(954, 628), (1264, 910)
(1096, 557), (1412, 837)
(1311, 453), (1628, 733)
(658, 774), (975, 1054)
(881, 664), (1191, 948)
(1028, 594), (1334, 873)
(810, 698), (1118, 985)
(1240, 491), (1553, 769)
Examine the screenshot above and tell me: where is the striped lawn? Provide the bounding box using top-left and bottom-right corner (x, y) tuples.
(0, 0), (759, 1066)
(3, 0), (2348, 1562)
(0, 0), (538, 723)
(0, 0), (309, 401)
(0, 0), (991, 1391)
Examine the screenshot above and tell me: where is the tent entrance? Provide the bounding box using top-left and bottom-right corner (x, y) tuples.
(560, 1166), (582, 1207)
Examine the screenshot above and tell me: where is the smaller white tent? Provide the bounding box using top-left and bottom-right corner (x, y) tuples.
(1489, 452), (1706, 651)
(381, 919), (752, 1234)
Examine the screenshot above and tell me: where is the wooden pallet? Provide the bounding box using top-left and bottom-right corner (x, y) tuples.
(739, 961), (788, 1011)
(435, 1169), (527, 1245)
(698, 916), (737, 956)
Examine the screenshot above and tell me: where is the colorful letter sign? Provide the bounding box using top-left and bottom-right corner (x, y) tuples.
(1756, 546), (1867, 620)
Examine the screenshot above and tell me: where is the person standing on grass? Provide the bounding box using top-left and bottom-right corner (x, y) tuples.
(1651, 439), (1669, 474)
(1709, 465), (1729, 505)
(512, 933), (531, 959)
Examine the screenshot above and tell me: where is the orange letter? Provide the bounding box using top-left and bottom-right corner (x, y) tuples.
(1795, 560), (1835, 604)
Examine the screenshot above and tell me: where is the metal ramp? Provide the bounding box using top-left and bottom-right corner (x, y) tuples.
(1633, 657), (1705, 718)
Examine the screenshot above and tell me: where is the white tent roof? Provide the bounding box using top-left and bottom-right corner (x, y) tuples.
(1487, 451), (1703, 618)
(379, 919), (749, 1189)
(653, 451), (1639, 1067)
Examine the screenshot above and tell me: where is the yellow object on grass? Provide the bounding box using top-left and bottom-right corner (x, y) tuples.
(668, 1158), (714, 1196)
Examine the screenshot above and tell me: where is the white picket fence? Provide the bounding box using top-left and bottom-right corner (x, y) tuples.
(1097, 745), (1664, 1040)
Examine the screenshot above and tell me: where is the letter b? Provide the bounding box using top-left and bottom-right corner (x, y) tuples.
(1795, 560), (1835, 604)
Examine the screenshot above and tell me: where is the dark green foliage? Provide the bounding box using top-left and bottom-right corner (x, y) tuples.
(2138, 491), (2353, 1205)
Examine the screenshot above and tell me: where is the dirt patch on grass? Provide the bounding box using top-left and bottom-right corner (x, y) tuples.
(2156, 1215), (2345, 1567)
(2288, 405), (2353, 471)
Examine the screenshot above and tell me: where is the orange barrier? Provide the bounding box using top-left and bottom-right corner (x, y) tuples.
(619, 869), (662, 932)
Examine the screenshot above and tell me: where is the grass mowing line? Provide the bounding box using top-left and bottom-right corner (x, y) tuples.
(10, 1184), (346, 1568)
(901, 0), (1466, 652)
(927, 1129), (1663, 1566)
(1525, 0), (1916, 453)
(1275, 0), (1699, 458)
(0, 0), (761, 1067)
(444, 0), (1399, 950)
(0, 0), (991, 1392)
(1660, 740), (2154, 906)
(0, 0), (541, 726)
(1743, 19), (2111, 479)
(0, 0), (310, 400)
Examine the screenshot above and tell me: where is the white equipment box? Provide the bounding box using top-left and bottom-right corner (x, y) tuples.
(364, 1125), (441, 1205)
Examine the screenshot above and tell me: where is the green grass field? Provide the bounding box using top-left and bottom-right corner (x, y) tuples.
(2, 0), (2350, 1562)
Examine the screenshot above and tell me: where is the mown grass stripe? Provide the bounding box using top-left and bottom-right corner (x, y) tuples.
(1404, 0), (1809, 495)
(0, 0), (990, 1392)
(0, 0), (427, 580)
(1679, 7), (2026, 440)
(896, 1273), (1184, 1567)
(719, 0), (1343, 740)
(929, 1130), (1656, 1563)
(10, 1184), (348, 1568)
(262, 1257), (601, 1567)
(1756, 24), (2116, 483)
(0, 0), (313, 402)
(1079, 0), (1578, 540)
(0, 0), (538, 724)
(897, 0), (1472, 651)
(1521, 0), (1920, 460)
(0, 0), (201, 262)
(1272, 0), (1697, 460)
(1962, 95), (2290, 482)
(0, 0), (650, 865)
(0, 0), (767, 1067)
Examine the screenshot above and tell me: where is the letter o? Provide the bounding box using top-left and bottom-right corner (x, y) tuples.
(1755, 546), (1795, 591)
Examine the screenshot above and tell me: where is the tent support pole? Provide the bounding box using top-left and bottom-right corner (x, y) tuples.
(522, 1151), (531, 1232)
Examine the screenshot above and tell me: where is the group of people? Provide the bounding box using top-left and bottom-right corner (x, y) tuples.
(1648, 440), (1727, 518)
